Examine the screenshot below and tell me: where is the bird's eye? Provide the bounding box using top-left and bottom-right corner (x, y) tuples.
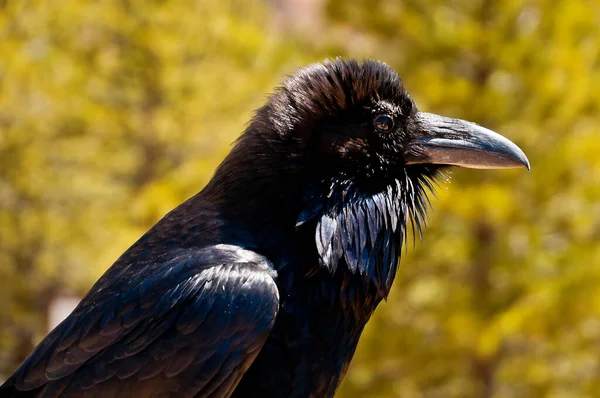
(374, 115), (394, 132)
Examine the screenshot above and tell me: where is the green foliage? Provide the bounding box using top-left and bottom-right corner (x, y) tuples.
(1, 1), (599, 397)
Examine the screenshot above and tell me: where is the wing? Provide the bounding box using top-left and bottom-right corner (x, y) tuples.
(0, 244), (279, 398)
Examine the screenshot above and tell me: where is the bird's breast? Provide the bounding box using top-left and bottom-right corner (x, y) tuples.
(233, 265), (383, 397)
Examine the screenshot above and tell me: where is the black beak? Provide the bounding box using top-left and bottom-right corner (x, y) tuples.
(405, 112), (530, 170)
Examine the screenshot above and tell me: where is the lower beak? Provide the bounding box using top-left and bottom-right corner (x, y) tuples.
(404, 112), (530, 170)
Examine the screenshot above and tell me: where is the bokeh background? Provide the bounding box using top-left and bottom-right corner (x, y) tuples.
(1, 0), (600, 397)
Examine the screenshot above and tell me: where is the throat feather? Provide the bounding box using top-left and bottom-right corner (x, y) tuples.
(297, 174), (432, 297)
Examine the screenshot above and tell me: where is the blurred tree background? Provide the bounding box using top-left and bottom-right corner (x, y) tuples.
(0, 0), (599, 397)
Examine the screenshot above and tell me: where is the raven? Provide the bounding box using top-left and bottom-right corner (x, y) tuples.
(1, 59), (529, 397)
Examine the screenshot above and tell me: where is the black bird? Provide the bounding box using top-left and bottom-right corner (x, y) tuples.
(1, 58), (529, 398)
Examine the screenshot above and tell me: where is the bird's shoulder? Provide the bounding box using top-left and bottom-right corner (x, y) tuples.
(1, 244), (280, 397)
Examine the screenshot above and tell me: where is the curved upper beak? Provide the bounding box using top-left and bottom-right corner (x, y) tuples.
(404, 112), (530, 170)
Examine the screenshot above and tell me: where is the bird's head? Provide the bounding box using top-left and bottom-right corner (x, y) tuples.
(261, 58), (529, 185)
(209, 58), (529, 295)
